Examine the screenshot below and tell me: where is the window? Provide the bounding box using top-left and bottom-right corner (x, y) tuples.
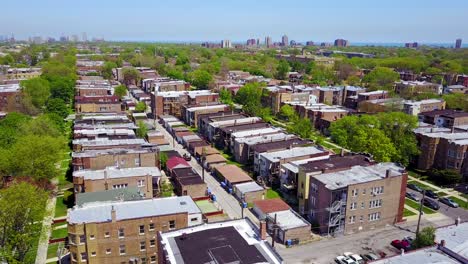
(369, 199), (382, 209)
(352, 189), (358, 197)
(149, 223), (155, 231)
(80, 252), (87, 261)
(140, 241), (146, 251)
(104, 231), (110, 238)
(135, 157), (141, 166)
(141, 258), (147, 264)
(150, 256), (156, 263)
(371, 186), (384, 195)
(79, 235), (86, 244)
(138, 179), (145, 187)
(349, 215), (356, 224)
(350, 202), (357, 210)
(362, 188), (366, 195)
(169, 220), (176, 230)
(113, 184), (128, 189)
(311, 183), (318, 193)
(91, 252), (96, 257)
(150, 239), (156, 247)
(89, 234), (95, 240)
(106, 248), (111, 255)
(119, 244), (126, 255)
(139, 225), (145, 235)
(368, 212), (381, 222)
(118, 228), (125, 238)
(360, 215), (364, 222)
(191, 217), (198, 222)
(361, 202), (365, 209)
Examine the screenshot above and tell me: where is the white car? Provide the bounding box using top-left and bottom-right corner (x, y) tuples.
(343, 252), (363, 264)
(335, 255), (357, 264)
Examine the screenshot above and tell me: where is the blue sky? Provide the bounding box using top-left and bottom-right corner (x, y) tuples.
(2, 0), (468, 43)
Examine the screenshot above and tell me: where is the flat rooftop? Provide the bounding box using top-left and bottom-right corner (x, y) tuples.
(371, 247), (459, 264)
(186, 104), (227, 112)
(231, 127), (283, 139)
(267, 209), (310, 230)
(76, 187), (144, 206)
(359, 90), (388, 96)
(210, 117), (261, 128)
(73, 166), (161, 180)
(435, 223), (468, 259)
(234, 181), (264, 194)
(260, 146), (326, 163)
(299, 154), (374, 174)
(236, 133), (294, 145)
(313, 162), (404, 190)
(72, 147), (158, 158)
(159, 219), (283, 264)
(68, 196), (201, 224)
(252, 138), (311, 154)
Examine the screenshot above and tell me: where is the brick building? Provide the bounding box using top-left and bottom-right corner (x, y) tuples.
(75, 96), (121, 113)
(171, 167), (207, 198)
(67, 197), (202, 264)
(150, 90), (219, 118)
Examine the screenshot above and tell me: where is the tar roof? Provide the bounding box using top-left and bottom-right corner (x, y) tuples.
(73, 166), (161, 180)
(260, 146), (326, 163)
(205, 154), (227, 163)
(313, 163), (404, 190)
(68, 196), (201, 224)
(159, 219), (282, 264)
(253, 198), (290, 214)
(252, 138), (311, 153)
(216, 165), (252, 184)
(76, 187), (144, 206)
(300, 154), (373, 173)
(72, 147), (158, 158)
(220, 122), (269, 133)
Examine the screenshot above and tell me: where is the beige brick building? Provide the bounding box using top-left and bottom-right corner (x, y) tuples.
(67, 197), (202, 264)
(72, 148), (159, 171)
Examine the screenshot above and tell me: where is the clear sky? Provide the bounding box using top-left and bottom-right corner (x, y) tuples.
(2, 0), (467, 43)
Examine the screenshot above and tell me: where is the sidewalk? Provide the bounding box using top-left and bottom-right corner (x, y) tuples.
(35, 180), (58, 264)
(408, 175), (467, 202)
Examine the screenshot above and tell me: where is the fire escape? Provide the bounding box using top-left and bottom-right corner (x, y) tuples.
(327, 190), (347, 236)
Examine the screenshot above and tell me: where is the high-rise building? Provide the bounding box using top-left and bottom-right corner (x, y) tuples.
(71, 34), (79, 42)
(455, 38), (462, 49)
(246, 38), (256, 46)
(334, 39), (348, 47)
(306, 41), (314, 46)
(405, 42), (418, 48)
(221, 39), (232, 48)
(282, 35), (289, 47)
(265, 36), (272, 48)
(256, 38), (260, 46)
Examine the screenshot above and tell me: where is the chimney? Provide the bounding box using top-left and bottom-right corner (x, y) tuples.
(385, 169), (391, 178)
(104, 169), (109, 190)
(451, 126), (455, 133)
(260, 220), (267, 240)
(111, 206), (116, 222)
(440, 239), (446, 247)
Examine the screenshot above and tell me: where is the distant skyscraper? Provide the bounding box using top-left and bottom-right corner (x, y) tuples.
(221, 39), (232, 48)
(282, 35), (289, 47)
(71, 35), (79, 42)
(455, 38), (462, 49)
(256, 38), (260, 46)
(265, 36), (272, 48)
(290, 40), (296, 46)
(82, 32), (88, 42)
(306, 41), (314, 46)
(334, 39), (348, 47)
(246, 38), (256, 46)
(405, 42), (418, 48)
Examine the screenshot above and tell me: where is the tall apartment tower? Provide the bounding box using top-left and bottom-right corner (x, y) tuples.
(265, 36), (272, 48)
(221, 39), (232, 48)
(282, 35), (289, 47)
(334, 39), (349, 47)
(455, 38), (462, 49)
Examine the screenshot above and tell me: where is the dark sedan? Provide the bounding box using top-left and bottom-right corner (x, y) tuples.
(407, 183), (424, 193)
(406, 192), (420, 202)
(425, 190), (438, 199)
(423, 198), (440, 210)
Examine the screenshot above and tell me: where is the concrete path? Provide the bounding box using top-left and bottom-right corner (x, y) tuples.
(408, 175), (467, 202)
(35, 180), (58, 264)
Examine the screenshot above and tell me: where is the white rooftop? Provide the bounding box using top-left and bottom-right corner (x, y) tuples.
(73, 166), (161, 180)
(267, 209), (310, 230)
(371, 247), (459, 264)
(236, 133), (294, 145)
(231, 127), (282, 139)
(260, 146), (326, 163)
(234, 181), (264, 194)
(435, 223), (468, 259)
(74, 128), (135, 137)
(0, 83), (20, 92)
(72, 138), (148, 147)
(68, 196), (201, 224)
(359, 90), (388, 96)
(314, 163), (404, 190)
(210, 117), (261, 128)
(404, 99), (445, 106)
(186, 104), (227, 112)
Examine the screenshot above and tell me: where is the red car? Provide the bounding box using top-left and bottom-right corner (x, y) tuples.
(391, 239), (411, 251)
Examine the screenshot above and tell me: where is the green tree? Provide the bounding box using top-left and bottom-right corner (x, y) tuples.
(114, 85), (127, 99)
(20, 77), (51, 111)
(160, 152), (168, 170)
(413, 226), (436, 249)
(122, 67), (140, 86)
(279, 105), (297, 121)
(46, 98), (69, 118)
(219, 88), (234, 107)
(288, 117), (313, 139)
(0, 113), (31, 148)
(136, 121), (148, 138)
(188, 69), (213, 89)
(443, 93), (468, 111)
(276, 59), (290, 80)
(101, 61), (117, 79)
(0, 182), (48, 263)
(346, 75), (361, 86)
(135, 102), (147, 113)
(427, 169), (462, 185)
(234, 83), (264, 116)
(362, 67), (400, 91)
(49, 77), (75, 103)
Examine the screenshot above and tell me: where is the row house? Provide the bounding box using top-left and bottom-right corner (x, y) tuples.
(214, 122), (270, 150)
(403, 99), (446, 116)
(141, 78), (190, 93)
(74, 112), (132, 125)
(73, 128), (136, 140)
(181, 104), (228, 127)
(76, 85), (112, 97)
(75, 95), (121, 113)
(229, 127), (284, 155)
(73, 166), (161, 198)
(150, 90), (219, 118)
(72, 138), (151, 151)
(0, 67), (41, 80)
(249, 138), (312, 165)
(308, 163), (407, 236)
(0, 83), (21, 112)
(205, 116), (262, 142)
(67, 197), (202, 264)
(197, 111), (245, 136)
(394, 80), (443, 97)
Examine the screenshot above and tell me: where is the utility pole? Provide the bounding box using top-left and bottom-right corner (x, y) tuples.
(201, 147), (206, 181)
(416, 190), (425, 236)
(272, 213), (278, 248)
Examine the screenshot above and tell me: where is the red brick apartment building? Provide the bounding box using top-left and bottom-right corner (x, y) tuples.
(150, 90), (219, 118)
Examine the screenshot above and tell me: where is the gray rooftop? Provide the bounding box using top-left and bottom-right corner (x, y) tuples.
(260, 146), (326, 163)
(72, 138), (148, 147)
(72, 147), (158, 158)
(371, 247), (459, 264)
(267, 209), (310, 230)
(73, 166), (161, 180)
(234, 181), (264, 194)
(68, 196), (201, 224)
(435, 223), (468, 259)
(313, 163), (404, 190)
(231, 127), (282, 139)
(76, 187), (144, 206)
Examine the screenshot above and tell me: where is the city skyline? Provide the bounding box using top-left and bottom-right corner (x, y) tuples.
(2, 0), (468, 43)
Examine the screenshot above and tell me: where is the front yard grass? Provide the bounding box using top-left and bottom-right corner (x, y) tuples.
(266, 189), (281, 199)
(405, 198), (436, 214)
(407, 180), (437, 191)
(54, 197), (68, 218)
(403, 208), (416, 217)
(50, 228), (68, 240)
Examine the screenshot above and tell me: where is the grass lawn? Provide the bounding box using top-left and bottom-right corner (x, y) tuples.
(403, 208), (416, 217)
(266, 189), (281, 199)
(448, 196), (468, 209)
(52, 222), (67, 230)
(47, 243), (59, 259)
(405, 198), (436, 214)
(407, 180), (437, 191)
(54, 197), (68, 218)
(437, 191), (448, 197)
(50, 228), (68, 239)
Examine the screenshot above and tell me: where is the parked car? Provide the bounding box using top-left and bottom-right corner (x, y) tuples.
(405, 192), (420, 202)
(425, 190), (439, 199)
(183, 153), (191, 161)
(361, 253), (380, 262)
(343, 252), (364, 264)
(335, 256), (357, 264)
(407, 183), (424, 193)
(439, 197), (459, 208)
(391, 239), (411, 251)
(423, 198), (440, 210)
(403, 236), (414, 245)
